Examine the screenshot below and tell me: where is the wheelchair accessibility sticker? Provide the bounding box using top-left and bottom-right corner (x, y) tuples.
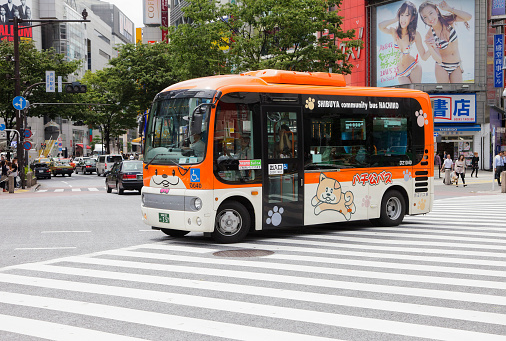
(190, 169), (200, 182)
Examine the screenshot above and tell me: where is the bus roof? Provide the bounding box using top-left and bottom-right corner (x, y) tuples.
(160, 69), (427, 99)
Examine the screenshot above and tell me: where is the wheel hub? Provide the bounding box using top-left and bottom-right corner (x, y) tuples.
(218, 210), (241, 234)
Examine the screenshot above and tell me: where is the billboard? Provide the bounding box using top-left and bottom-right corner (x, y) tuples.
(376, 0), (475, 86)
(143, 0), (161, 25)
(0, 0), (32, 41)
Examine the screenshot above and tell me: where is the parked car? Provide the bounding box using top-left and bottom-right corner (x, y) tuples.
(32, 162), (51, 179)
(75, 158), (97, 174)
(97, 154), (123, 176)
(105, 160), (143, 194)
(49, 159), (74, 177)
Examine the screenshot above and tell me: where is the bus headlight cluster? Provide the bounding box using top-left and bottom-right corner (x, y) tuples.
(192, 197), (202, 211)
(141, 194), (146, 205)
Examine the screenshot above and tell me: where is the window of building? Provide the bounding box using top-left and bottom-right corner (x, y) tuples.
(99, 49), (111, 60)
(94, 29), (111, 45)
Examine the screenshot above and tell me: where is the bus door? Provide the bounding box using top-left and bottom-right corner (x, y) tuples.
(262, 107), (304, 229)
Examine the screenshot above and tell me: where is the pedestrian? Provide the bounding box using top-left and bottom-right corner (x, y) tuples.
(4, 161), (11, 192)
(441, 153), (453, 185)
(0, 159), (8, 192)
(454, 155), (467, 187)
(434, 152), (441, 178)
(10, 158), (19, 188)
(494, 151), (504, 186)
(470, 152), (479, 178)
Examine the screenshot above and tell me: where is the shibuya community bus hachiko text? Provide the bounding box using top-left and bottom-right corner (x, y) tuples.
(0, 0), (32, 41)
(376, 0), (474, 86)
(141, 70), (434, 243)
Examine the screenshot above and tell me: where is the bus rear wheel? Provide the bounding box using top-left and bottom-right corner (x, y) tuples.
(373, 190), (405, 227)
(160, 229), (190, 237)
(212, 201), (250, 243)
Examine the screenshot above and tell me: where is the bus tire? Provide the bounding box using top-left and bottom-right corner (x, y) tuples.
(212, 201), (250, 243)
(373, 190), (405, 227)
(160, 229), (190, 237)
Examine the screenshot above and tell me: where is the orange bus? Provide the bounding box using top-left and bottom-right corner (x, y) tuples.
(141, 69), (434, 243)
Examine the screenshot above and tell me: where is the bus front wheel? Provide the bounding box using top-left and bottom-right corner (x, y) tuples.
(212, 201), (250, 243)
(160, 229), (190, 237)
(373, 190), (405, 227)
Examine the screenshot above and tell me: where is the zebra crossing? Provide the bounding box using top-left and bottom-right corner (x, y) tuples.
(0, 195), (505, 340)
(36, 187), (105, 193)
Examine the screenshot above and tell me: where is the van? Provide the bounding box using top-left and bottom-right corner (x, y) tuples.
(96, 154), (123, 176)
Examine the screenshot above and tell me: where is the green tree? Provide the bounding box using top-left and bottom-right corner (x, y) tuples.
(81, 69), (138, 154)
(0, 41), (82, 136)
(108, 43), (179, 117)
(177, 0), (362, 74)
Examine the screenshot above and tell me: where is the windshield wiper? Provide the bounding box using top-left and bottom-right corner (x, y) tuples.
(144, 152), (190, 174)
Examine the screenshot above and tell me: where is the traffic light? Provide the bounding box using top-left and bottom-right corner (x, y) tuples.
(65, 82), (87, 93)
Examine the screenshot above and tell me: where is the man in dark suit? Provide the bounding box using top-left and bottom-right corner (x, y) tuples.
(0, 7), (8, 24)
(17, 0), (30, 19)
(2, 0), (16, 19)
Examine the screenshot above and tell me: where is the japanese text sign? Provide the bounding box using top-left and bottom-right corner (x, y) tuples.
(494, 34), (504, 88)
(430, 94), (476, 124)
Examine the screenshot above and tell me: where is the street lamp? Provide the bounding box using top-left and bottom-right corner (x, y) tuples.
(9, 12), (90, 188)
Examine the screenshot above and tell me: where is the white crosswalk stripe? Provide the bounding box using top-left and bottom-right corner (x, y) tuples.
(0, 194), (505, 340)
(36, 187), (105, 193)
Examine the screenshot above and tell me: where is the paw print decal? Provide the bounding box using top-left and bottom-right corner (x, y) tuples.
(415, 110), (428, 127)
(305, 97), (315, 110)
(266, 206), (284, 226)
(403, 170), (411, 181)
(417, 198), (426, 210)
(361, 195), (371, 207)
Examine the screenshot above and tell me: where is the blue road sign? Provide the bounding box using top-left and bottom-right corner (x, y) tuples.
(23, 141), (32, 150)
(23, 129), (32, 139)
(0, 124), (5, 131)
(12, 96), (27, 110)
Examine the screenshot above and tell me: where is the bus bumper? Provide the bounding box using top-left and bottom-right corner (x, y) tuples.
(140, 188), (215, 233)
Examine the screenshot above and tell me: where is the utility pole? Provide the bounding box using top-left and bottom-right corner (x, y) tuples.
(9, 11), (90, 189)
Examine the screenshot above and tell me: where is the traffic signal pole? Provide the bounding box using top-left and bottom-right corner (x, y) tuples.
(13, 17), (25, 189)
(9, 12), (90, 190)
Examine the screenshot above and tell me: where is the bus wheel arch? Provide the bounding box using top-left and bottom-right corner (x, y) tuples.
(211, 197), (254, 244)
(372, 186), (408, 227)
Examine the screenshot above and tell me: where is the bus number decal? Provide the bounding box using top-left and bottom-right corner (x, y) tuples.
(352, 171), (393, 186)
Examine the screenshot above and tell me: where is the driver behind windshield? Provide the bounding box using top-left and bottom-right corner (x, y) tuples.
(189, 133), (205, 157)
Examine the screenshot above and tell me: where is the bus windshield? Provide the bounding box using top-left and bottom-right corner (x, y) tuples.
(144, 96), (212, 165)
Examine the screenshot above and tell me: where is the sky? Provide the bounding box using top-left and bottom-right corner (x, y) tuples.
(103, 0), (145, 29)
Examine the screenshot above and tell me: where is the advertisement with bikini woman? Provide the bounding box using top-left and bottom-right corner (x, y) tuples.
(376, 0), (473, 86)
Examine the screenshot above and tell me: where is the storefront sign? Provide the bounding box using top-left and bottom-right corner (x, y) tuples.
(430, 94), (476, 124)
(143, 0), (161, 25)
(494, 34), (504, 88)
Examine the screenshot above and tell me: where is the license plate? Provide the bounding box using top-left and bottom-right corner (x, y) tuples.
(159, 213), (170, 224)
(38, 170), (43, 173)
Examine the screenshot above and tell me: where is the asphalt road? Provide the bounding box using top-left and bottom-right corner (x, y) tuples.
(0, 169), (504, 340)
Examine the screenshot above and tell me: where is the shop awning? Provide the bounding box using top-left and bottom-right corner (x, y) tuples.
(76, 143), (91, 149)
(434, 124), (481, 132)
(132, 137), (142, 143)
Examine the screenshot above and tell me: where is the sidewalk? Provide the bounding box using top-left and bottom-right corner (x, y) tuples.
(434, 167), (504, 197)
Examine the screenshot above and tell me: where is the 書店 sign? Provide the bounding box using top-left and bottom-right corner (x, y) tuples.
(430, 94), (476, 124)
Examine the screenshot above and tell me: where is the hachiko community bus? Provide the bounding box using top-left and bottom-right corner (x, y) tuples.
(141, 69), (434, 243)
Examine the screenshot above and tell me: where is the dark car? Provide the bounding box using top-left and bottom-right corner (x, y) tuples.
(75, 158), (97, 174)
(32, 163), (51, 179)
(105, 160), (143, 194)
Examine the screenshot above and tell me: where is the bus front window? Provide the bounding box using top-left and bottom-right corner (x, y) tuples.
(144, 97), (212, 165)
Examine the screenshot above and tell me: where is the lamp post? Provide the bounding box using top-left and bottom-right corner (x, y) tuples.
(9, 10), (90, 189)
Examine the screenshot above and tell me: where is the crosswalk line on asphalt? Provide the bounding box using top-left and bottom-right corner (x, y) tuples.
(0, 314), (147, 341)
(0, 291), (340, 341)
(6, 265), (505, 325)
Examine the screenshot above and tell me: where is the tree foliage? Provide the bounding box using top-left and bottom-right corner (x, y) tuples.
(0, 40), (82, 132)
(175, 0), (362, 74)
(81, 69), (138, 154)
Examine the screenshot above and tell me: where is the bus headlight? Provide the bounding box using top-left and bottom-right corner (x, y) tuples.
(193, 197), (202, 211)
(141, 194), (146, 205)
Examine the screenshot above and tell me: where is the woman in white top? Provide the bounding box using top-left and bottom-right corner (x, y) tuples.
(454, 154), (466, 187)
(441, 154), (453, 185)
